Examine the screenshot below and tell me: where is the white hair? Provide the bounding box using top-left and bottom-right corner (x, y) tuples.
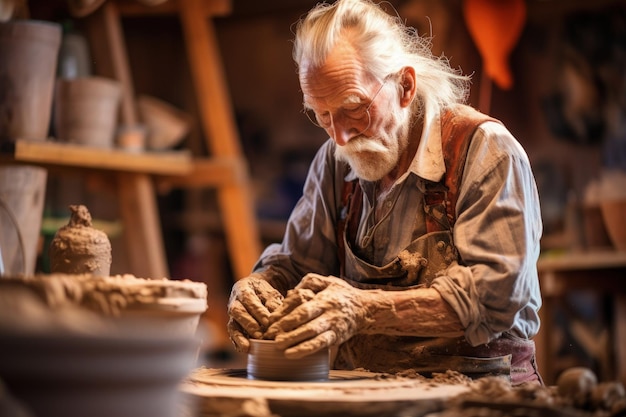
(293, 0), (470, 116)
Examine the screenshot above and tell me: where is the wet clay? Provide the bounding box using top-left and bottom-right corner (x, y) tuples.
(427, 368), (626, 417)
(0, 273), (207, 317)
(49, 205), (112, 276)
(0, 273), (208, 337)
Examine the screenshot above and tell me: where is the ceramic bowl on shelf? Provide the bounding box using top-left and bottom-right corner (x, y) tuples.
(137, 95), (191, 151)
(600, 199), (626, 251)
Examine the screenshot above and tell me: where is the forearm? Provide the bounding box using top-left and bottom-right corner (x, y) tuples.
(362, 287), (464, 337)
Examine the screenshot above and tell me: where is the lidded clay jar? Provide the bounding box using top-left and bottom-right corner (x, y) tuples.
(49, 205), (112, 276)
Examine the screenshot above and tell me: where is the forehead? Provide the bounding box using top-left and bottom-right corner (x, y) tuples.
(299, 38), (374, 106)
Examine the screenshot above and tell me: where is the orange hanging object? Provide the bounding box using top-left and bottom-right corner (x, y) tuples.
(463, 0), (526, 90)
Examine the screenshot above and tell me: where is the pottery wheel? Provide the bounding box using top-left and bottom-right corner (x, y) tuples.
(180, 368), (472, 417)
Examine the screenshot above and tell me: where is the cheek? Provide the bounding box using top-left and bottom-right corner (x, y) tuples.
(366, 107), (392, 136)
(371, 105), (403, 138)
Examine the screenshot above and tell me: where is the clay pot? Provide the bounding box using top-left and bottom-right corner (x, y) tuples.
(137, 95), (190, 150)
(582, 204), (613, 250)
(0, 165), (47, 275)
(54, 77), (121, 148)
(600, 199), (626, 251)
(247, 339), (330, 381)
(0, 20), (62, 142)
(0, 331), (199, 417)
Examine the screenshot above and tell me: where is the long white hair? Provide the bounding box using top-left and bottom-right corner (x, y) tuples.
(293, 0), (470, 117)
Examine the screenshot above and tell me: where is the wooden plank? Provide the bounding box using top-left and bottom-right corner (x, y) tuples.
(179, 0), (262, 279)
(116, 173), (168, 279)
(8, 140), (192, 175)
(155, 157), (245, 190)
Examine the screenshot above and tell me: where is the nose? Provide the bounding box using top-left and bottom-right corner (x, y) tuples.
(329, 118), (359, 147)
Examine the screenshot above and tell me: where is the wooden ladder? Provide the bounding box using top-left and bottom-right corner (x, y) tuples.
(85, 0), (262, 280)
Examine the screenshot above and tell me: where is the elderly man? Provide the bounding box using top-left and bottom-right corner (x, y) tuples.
(227, 0), (543, 385)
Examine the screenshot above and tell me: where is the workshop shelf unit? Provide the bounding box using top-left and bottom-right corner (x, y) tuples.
(1, 0), (262, 281)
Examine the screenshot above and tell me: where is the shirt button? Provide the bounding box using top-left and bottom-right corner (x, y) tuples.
(437, 241), (446, 251)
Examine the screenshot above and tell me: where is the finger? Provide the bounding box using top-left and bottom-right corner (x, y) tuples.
(263, 323), (280, 340)
(238, 286), (273, 328)
(284, 330), (337, 359)
(296, 273), (330, 292)
(229, 299), (264, 339)
(270, 288), (316, 318)
(259, 288), (284, 313)
(266, 293), (321, 338)
(264, 294), (284, 313)
(273, 322), (322, 349)
(227, 318), (251, 353)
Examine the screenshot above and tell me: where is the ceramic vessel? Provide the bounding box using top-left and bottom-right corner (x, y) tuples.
(247, 339), (329, 381)
(600, 199), (626, 251)
(0, 331), (199, 417)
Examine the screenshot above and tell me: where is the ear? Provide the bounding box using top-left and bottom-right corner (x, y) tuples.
(399, 66), (416, 108)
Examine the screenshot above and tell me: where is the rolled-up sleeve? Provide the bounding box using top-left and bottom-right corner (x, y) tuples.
(431, 122), (543, 346)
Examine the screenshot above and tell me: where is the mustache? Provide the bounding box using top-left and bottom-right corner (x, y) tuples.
(336, 136), (388, 156)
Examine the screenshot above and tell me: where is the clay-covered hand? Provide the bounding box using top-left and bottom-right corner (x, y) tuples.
(265, 273), (374, 359)
(227, 276), (284, 353)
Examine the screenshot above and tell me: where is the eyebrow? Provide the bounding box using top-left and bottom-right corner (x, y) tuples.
(343, 94), (364, 105)
(303, 93), (365, 110)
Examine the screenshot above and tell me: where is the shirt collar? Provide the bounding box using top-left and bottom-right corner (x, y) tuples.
(409, 105), (446, 183)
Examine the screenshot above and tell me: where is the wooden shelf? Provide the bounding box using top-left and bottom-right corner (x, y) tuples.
(538, 249), (626, 272)
(0, 139), (193, 175)
(1, 0), (262, 285)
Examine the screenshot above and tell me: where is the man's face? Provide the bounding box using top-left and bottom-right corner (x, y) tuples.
(300, 39), (412, 182)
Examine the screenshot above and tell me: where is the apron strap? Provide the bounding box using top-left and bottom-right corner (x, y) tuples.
(424, 105), (500, 234)
(337, 178), (362, 277)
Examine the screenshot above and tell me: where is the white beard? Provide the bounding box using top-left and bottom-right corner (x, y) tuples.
(335, 105), (412, 182)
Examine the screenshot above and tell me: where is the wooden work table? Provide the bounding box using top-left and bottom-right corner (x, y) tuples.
(536, 249), (626, 385)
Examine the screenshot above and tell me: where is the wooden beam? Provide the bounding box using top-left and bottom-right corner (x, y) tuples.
(100, 2), (138, 127)
(178, 0), (262, 279)
(116, 173), (169, 279)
